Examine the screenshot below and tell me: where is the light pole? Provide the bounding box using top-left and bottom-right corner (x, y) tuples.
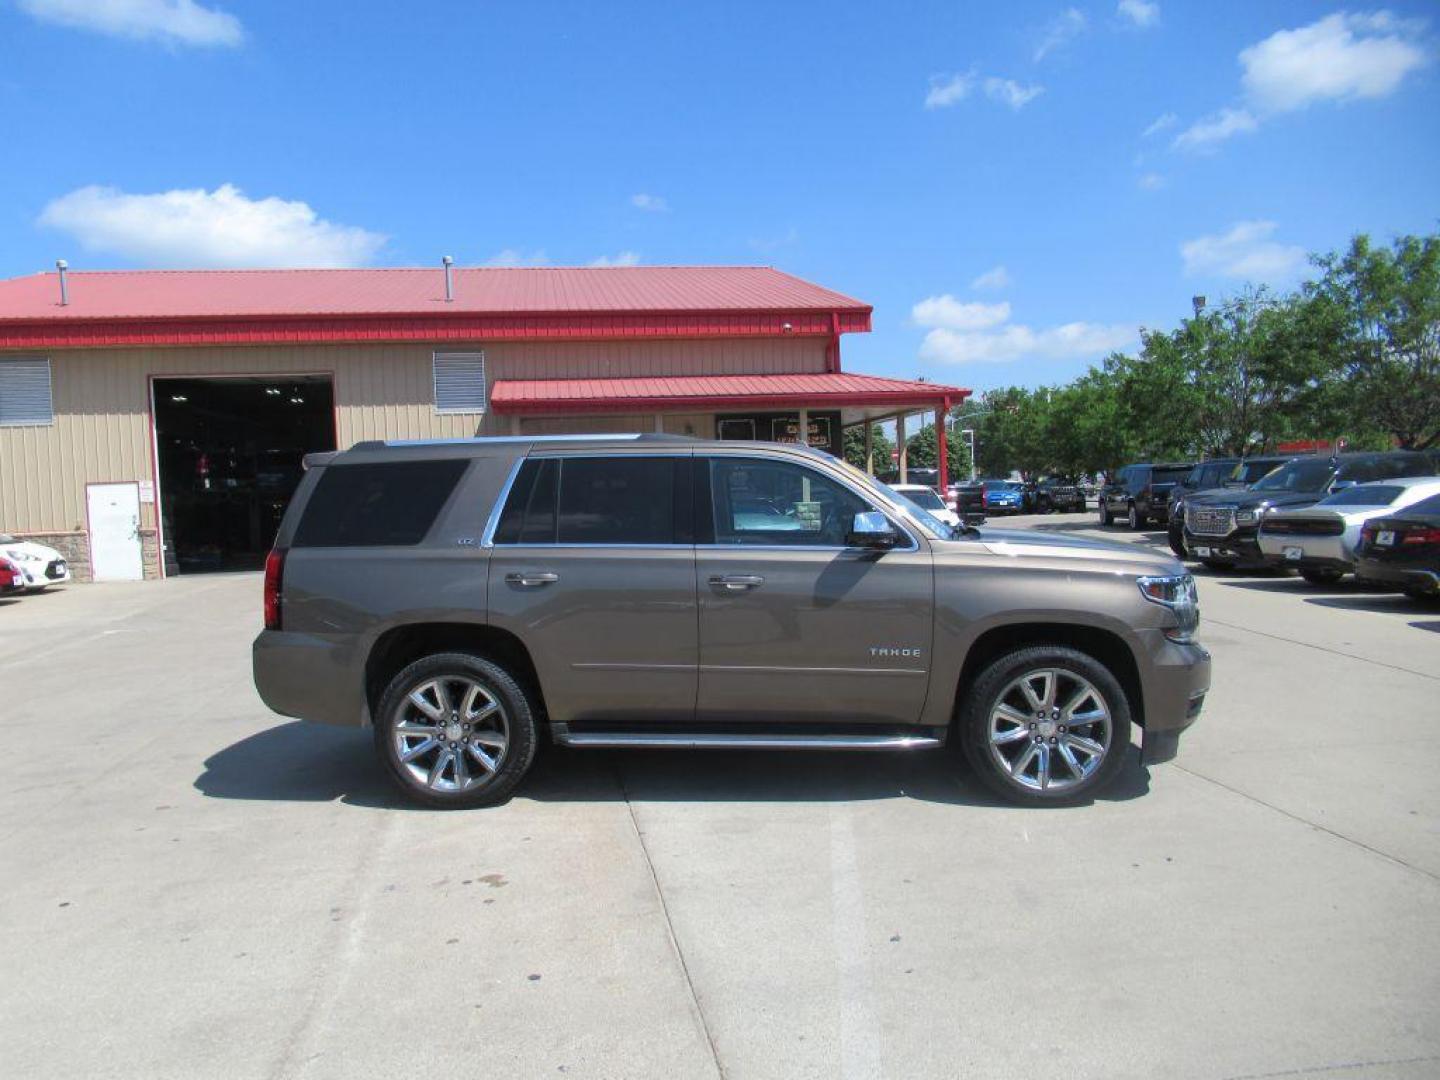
(960, 428), (977, 482)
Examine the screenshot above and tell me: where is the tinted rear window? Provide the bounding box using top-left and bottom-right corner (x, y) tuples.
(1320, 485), (1404, 506)
(494, 456), (679, 544)
(1150, 466), (1192, 484)
(293, 460), (468, 547)
(1402, 493), (1440, 516)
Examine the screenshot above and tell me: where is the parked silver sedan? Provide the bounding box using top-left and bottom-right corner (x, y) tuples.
(1257, 476), (1440, 584)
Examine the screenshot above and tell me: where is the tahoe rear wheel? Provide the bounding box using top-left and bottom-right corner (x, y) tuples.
(374, 652), (538, 808)
(959, 646), (1132, 805)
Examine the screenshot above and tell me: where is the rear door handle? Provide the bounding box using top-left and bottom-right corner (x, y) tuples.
(708, 574), (765, 591)
(505, 571), (559, 587)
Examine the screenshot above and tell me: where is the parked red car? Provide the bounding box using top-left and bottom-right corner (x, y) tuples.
(1, 557), (24, 595)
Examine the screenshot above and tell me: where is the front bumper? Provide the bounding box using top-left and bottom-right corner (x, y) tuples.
(1182, 526), (1267, 566)
(1136, 629), (1210, 765)
(15, 559), (70, 588)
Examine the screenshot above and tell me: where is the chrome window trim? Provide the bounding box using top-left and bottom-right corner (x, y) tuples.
(480, 457), (526, 548)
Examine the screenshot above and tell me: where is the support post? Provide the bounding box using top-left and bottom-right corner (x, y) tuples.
(654, 414), (665, 433)
(897, 413), (908, 484)
(797, 407), (809, 447)
(937, 398), (950, 494)
(864, 420), (874, 475)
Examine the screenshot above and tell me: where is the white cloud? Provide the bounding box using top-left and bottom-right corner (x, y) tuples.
(920, 321), (1136, 365)
(927, 70), (1043, 111)
(925, 72), (974, 108)
(1035, 7), (1087, 61)
(971, 265), (1012, 291)
(912, 295), (1011, 330)
(1142, 111), (1176, 137)
(913, 293), (1133, 364)
(1180, 220), (1307, 281)
(588, 252), (641, 268)
(629, 193), (669, 213)
(18, 0), (242, 47)
(1240, 12), (1429, 114)
(1117, 0), (1159, 28)
(984, 77), (1045, 110)
(37, 184), (383, 267)
(481, 249), (549, 268)
(1137, 172), (1166, 190)
(1172, 106), (1258, 152)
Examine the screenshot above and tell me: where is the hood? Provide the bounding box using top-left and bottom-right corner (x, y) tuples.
(1192, 489), (1324, 511)
(946, 526), (1183, 576)
(1, 540), (61, 562)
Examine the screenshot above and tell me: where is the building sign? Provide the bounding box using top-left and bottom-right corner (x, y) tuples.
(771, 416), (831, 449)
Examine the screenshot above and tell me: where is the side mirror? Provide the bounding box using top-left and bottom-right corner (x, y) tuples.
(847, 510), (898, 549)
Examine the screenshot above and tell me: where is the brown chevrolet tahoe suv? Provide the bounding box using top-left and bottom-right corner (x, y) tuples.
(253, 435), (1210, 808)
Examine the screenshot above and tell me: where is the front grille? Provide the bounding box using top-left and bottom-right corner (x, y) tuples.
(1261, 517), (1344, 537)
(1187, 506), (1235, 537)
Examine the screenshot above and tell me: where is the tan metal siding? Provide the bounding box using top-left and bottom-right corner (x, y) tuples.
(1, 337), (822, 539)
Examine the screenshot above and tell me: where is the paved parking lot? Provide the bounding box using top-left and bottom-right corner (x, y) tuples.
(2, 513), (1437, 1080)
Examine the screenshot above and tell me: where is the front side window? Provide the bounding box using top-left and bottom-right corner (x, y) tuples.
(709, 457), (872, 547)
(493, 456), (678, 545)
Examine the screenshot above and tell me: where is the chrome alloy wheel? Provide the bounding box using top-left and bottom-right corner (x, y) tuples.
(392, 676), (510, 793)
(987, 668), (1112, 792)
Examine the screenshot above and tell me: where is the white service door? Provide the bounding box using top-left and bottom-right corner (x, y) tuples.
(87, 483), (144, 581)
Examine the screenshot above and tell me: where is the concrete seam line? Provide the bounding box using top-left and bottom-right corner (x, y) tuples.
(829, 805), (884, 1080)
(1174, 765), (1440, 886)
(1204, 617), (1439, 683)
(613, 763), (727, 1080)
(1219, 1052), (1440, 1080)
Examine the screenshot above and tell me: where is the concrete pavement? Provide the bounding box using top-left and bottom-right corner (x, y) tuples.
(1, 516), (1436, 1079)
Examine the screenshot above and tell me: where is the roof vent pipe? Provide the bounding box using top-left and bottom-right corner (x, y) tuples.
(442, 255), (454, 302)
(56, 259), (69, 306)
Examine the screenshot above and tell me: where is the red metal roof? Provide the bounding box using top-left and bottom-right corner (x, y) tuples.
(0, 266), (870, 349)
(491, 372), (970, 414)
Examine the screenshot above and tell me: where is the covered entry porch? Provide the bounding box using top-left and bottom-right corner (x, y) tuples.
(489, 371), (971, 490)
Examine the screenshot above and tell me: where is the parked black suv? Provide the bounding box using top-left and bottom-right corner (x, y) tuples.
(1100, 463), (1195, 530)
(1166, 456), (1293, 556)
(1182, 451), (1438, 568)
(1023, 478), (1087, 514)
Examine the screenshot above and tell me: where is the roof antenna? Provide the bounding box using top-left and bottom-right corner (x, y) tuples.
(56, 259), (69, 306)
(442, 255), (454, 302)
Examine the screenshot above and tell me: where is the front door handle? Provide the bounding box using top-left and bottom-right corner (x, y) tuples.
(709, 574), (765, 591)
(505, 571), (559, 587)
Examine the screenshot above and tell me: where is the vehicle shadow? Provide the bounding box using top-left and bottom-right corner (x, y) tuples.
(194, 721), (1152, 811)
(1411, 621), (1440, 634)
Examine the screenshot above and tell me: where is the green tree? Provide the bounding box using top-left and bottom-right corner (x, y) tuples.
(1313, 232), (1440, 449)
(906, 423), (937, 468)
(842, 424), (894, 471)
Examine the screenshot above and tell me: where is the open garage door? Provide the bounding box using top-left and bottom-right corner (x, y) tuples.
(153, 375), (336, 574)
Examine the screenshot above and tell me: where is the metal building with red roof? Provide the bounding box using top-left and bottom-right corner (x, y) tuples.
(0, 263), (966, 580)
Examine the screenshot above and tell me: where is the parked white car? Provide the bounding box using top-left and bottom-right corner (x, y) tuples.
(0, 535), (72, 590)
(1257, 477), (1440, 584)
(889, 483), (961, 529)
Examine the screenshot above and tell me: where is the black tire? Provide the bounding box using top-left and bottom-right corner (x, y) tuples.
(1403, 586), (1440, 604)
(957, 645), (1133, 806)
(1300, 568), (1345, 586)
(1127, 503), (1141, 530)
(374, 652), (539, 809)
(1167, 519), (1187, 557)
(1098, 502), (1112, 526)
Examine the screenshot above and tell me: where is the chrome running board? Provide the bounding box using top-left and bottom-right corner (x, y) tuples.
(553, 729), (942, 751)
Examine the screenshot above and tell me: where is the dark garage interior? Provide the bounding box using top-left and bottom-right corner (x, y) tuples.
(154, 375), (336, 574)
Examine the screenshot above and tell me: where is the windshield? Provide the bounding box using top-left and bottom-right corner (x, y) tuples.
(1319, 485), (1405, 507)
(1239, 459), (1285, 484)
(1253, 458), (1336, 492)
(871, 483), (952, 538)
(897, 487), (946, 511)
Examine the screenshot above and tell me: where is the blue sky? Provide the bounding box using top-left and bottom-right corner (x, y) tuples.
(1, 0), (1437, 394)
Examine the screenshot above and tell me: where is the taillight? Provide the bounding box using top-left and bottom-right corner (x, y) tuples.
(263, 548), (285, 630)
(1402, 527), (1440, 545)
(1360, 525), (1377, 545)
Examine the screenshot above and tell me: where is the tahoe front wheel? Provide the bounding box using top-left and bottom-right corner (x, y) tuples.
(958, 646), (1133, 805)
(374, 652), (538, 808)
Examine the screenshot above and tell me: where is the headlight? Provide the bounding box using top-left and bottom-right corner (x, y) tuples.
(5, 550), (40, 563)
(1137, 574), (1200, 644)
(1235, 506), (1265, 525)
